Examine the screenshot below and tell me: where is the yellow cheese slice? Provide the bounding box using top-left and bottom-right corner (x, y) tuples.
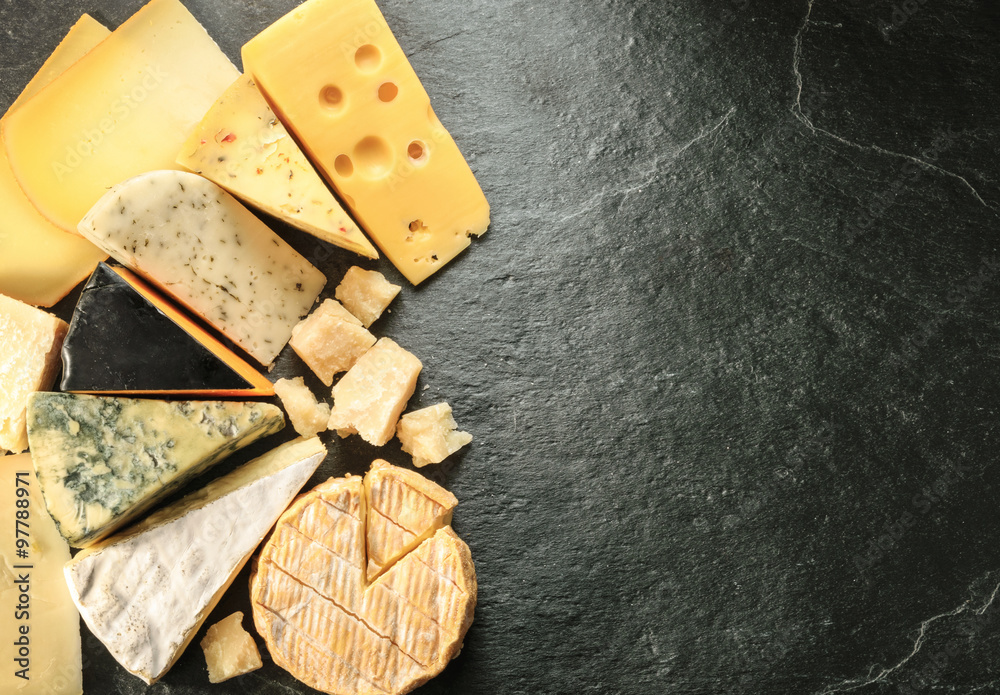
(242, 0), (490, 285)
(0, 15), (109, 306)
(177, 74), (378, 260)
(2, 0), (240, 233)
(0, 454), (82, 695)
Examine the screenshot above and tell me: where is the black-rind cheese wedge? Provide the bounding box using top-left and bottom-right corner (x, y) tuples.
(60, 263), (274, 396)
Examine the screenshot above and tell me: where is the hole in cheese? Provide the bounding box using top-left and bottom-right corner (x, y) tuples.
(335, 154), (354, 177)
(377, 81), (398, 102)
(407, 140), (425, 162)
(354, 44), (382, 72)
(320, 84), (344, 110)
(353, 136), (393, 178)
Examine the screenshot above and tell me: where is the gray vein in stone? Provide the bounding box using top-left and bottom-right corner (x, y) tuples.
(790, 0), (997, 214)
(811, 580), (1000, 695)
(556, 107), (736, 226)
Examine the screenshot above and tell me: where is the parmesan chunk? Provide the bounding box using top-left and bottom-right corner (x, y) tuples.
(289, 299), (375, 386)
(396, 403), (473, 468)
(335, 266), (401, 328)
(275, 377), (331, 437)
(327, 338), (421, 446)
(0, 294), (68, 453)
(200, 612), (263, 683)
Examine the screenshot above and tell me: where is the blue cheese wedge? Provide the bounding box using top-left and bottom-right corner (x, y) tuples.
(65, 436), (326, 685)
(76, 170), (327, 366)
(26, 392), (283, 547)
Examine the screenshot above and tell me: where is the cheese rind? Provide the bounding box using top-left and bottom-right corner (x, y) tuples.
(77, 170), (327, 366)
(0, 15), (109, 307)
(396, 403), (472, 468)
(242, 0), (490, 285)
(60, 263), (274, 396)
(65, 436), (326, 684)
(200, 612), (263, 683)
(0, 295), (68, 453)
(250, 468), (475, 695)
(0, 454), (82, 695)
(178, 74), (377, 260)
(290, 299), (376, 386)
(327, 337), (422, 446)
(2, 0), (240, 232)
(27, 392), (284, 546)
(335, 266), (400, 328)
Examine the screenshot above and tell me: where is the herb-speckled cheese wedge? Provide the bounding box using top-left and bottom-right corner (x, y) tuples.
(77, 170), (327, 366)
(65, 436), (326, 685)
(27, 392), (284, 547)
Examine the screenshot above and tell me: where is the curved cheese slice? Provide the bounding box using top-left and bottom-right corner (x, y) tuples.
(66, 437), (326, 685)
(26, 392), (284, 546)
(178, 74), (377, 260)
(77, 170), (327, 366)
(251, 461), (475, 695)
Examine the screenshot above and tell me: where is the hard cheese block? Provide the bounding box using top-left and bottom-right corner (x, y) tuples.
(364, 459), (457, 581)
(77, 170), (327, 366)
(396, 402), (472, 468)
(0, 454), (82, 695)
(242, 0), (490, 285)
(61, 263), (273, 397)
(0, 295), (68, 454)
(26, 393), (283, 547)
(2, 0), (240, 233)
(327, 337), (422, 446)
(200, 612), (263, 683)
(66, 437), (326, 685)
(251, 465), (476, 695)
(177, 74), (377, 260)
(0, 15), (108, 307)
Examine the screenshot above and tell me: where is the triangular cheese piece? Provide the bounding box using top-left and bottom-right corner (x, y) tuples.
(66, 436), (326, 685)
(61, 263), (274, 396)
(364, 459), (458, 581)
(27, 392), (284, 547)
(177, 74), (378, 260)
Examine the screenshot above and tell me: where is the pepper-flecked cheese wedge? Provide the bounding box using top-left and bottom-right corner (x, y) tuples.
(77, 170), (327, 366)
(0, 15), (109, 306)
(242, 0), (490, 285)
(2, 0), (240, 233)
(178, 74), (378, 260)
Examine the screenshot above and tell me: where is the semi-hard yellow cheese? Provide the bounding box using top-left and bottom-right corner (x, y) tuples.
(0, 454), (82, 695)
(243, 0), (490, 285)
(0, 16), (109, 306)
(0, 295), (68, 454)
(2, 0), (239, 232)
(178, 74), (377, 260)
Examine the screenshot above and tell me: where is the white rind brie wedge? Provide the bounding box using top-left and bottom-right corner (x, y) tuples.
(64, 436), (327, 684)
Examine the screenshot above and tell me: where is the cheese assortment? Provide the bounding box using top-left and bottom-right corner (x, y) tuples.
(250, 461), (476, 695)
(77, 170), (327, 366)
(177, 74), (378, 260)
(27, 393), (284, 546)
(242, 0), (490, 285)
(0, 295), (69, 454)
(0, 454), (82, 695)
(0, 16), (108, 307)
(2, 0), (239, 233)
(2, 0), (487, 690)
(65, 437), (326, 684)
(61, 263), (274, 396)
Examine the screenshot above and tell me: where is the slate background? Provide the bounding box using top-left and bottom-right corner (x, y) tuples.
(3, 0), (1000, 693)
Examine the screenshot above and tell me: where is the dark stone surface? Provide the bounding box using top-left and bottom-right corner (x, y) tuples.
(3, 0), (1000, 693)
